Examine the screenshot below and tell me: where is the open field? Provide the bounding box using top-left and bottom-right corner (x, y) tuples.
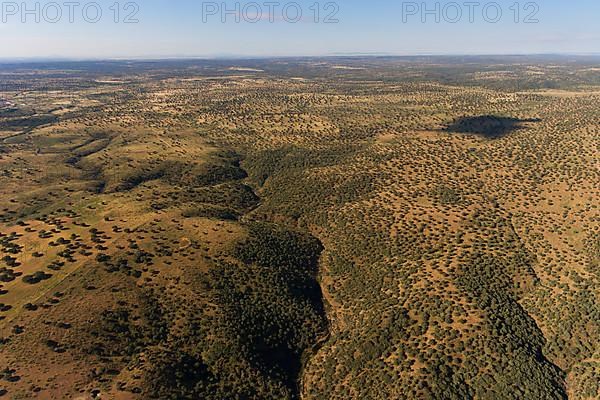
(0, 56), (599, 399)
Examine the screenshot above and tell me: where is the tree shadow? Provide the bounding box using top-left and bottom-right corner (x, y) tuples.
(444, 115), (541, 139)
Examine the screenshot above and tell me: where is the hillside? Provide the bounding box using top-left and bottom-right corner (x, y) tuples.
(0, 57), (599, 399)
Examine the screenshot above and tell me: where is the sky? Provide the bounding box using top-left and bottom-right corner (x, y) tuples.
(0, 0), (599, 59)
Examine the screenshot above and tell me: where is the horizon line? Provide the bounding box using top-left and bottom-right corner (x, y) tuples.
(1, 52), (600, 63)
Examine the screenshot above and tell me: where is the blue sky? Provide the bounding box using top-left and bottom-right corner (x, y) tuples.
(0, 0), (599, 58)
